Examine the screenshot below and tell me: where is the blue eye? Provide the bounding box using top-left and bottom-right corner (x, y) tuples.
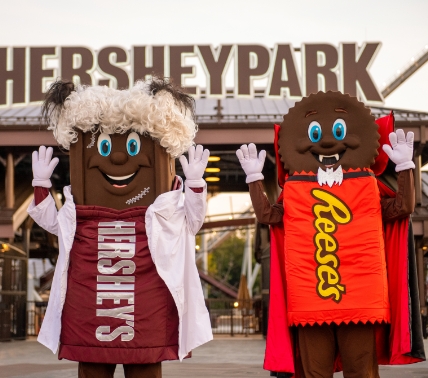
(332, 119), (346, 140)
(126, 132), (140, 156)
(308, 121), (322, 143)
(97, 133), (112, 156)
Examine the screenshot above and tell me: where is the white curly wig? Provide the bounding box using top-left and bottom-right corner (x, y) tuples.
(43, 78), (197, 157)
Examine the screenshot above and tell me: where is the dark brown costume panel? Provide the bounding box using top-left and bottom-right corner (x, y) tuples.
(70, 131), (175, 209)
(78, 362), (161, 378)
(298, 323), (379, 378)
(278, 91), (380, 174)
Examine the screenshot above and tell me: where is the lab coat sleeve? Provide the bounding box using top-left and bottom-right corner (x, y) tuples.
(184, 180), (207, 235)
(27, 193), (59, 236)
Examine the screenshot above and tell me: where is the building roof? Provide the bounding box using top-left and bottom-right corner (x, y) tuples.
(2, 98), (427, 127)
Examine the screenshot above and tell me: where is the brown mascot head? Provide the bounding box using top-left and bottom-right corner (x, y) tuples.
(42, 77), (196, 209)
(278, 91), (379, 175)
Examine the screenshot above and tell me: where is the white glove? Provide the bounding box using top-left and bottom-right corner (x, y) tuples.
(179, 145), (210, 187)
(382, 129), (415, 172)
(236, 143), (266, 183)
(32, 146), (59, 188)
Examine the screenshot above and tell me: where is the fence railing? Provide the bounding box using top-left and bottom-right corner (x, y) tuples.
(24, 299), (262, 338)
(27, 301), (48, 336)
(205, 298), (262, 336)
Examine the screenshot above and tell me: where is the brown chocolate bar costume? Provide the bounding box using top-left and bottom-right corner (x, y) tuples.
(237, 91), (423, 378)
(29, 78), (212, 378)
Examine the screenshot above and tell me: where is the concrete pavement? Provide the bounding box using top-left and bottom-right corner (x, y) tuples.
(0, 336), (428, 377)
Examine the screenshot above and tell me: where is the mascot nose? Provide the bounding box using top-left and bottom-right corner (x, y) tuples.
(320, 136), (337, 149)
(110, 152), (128, 165)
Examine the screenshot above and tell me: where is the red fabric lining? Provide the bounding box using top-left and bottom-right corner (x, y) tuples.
(371, 112), (395, 176)
(34, 187), (49, 205)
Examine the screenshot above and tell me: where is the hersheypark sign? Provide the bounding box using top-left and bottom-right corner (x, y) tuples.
(0, 43), (384, 107)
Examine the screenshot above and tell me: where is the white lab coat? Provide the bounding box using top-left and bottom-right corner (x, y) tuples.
(27, 177), (212, 361)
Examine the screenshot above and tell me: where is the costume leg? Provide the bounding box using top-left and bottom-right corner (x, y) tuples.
(78, 362), (116, 378)
(298, 324), (336, 378)
(123, 362), (162, 378)
(336, 322), (379, 378)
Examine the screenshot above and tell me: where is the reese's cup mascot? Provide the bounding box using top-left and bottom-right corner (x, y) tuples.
(27, 78), (213, 378)
(236, 91), (425, 378)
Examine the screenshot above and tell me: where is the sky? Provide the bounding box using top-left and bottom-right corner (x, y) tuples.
(1, 0), (428, 112)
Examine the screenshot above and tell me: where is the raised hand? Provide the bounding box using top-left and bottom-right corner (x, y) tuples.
(236, 143), (266, 183)
(179, 145), (210, 186)
(32, 146), (59, 188)
(382, 129), (415, 172)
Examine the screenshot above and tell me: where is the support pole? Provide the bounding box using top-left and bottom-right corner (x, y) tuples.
(417, 247), (426, 317)
(415, 155), (422, 206)
(5, 153), (14, 208)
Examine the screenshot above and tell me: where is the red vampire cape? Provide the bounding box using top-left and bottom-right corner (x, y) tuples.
(265, 118), (425, 376)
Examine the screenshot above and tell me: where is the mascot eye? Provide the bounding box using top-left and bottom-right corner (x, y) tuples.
(126, 132), (141, 156)
(308, 121), (322, 143)
(97, 133), (112, 156)
(332, 119), (347, 140)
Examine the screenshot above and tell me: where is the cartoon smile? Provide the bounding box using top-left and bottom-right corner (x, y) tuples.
(102, 171), (138, 188)
(312, 151), (346, 168)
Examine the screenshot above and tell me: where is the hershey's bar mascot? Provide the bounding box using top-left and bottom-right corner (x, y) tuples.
(28, 78), (213, 378)
(236, 92), (425, 378)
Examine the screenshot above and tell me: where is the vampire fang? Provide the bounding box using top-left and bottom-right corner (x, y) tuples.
(319, 154), (339, 166)
(312, 151), (346, 167)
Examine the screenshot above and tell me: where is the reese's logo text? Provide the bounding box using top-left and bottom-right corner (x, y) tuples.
(311, 189), (352, 303)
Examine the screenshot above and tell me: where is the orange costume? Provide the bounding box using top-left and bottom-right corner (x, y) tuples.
(282, 171), (389, 327)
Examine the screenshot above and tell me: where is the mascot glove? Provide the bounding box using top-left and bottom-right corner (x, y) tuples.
(32, 146), (59, 188)
(179, 145), (210, 187)
(382, 129), (416, 172)
(236, 143), (266, 184)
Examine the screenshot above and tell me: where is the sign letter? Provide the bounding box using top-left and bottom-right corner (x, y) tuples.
(169, 45), (197, 95)
(133, 46), (165, 81)
(98, 47), (130, 89)
(237, 45), (270, 96)
(303, 44), (338, 95)
(0, 48), (26, 105)
(341, 43), (383, 103)
(268, 44), (302, 97)
(30, 47), (56, 102)
(61, 47), (94, 86)
(198, 45), (233, 96)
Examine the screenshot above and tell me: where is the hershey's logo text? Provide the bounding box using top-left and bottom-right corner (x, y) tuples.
(95, 221), (136, 342)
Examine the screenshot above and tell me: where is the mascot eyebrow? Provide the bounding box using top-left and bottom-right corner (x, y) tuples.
(305, 110), (317, 117)
(335, 108), (348, 113)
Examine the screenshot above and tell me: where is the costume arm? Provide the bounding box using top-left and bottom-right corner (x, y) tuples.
(381, 169), (415, 221)
(184, 181), (207, 235)
(27, 191), (59, 236)
(249, 180), (283, 225)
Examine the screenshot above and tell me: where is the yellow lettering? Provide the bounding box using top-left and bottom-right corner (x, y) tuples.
(315, 233), (337, 253)
(311, 188), (352, 303)
(317, 265), (345, 302)
(315, 217), (336, 233)
(312, 189), (352, 224)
